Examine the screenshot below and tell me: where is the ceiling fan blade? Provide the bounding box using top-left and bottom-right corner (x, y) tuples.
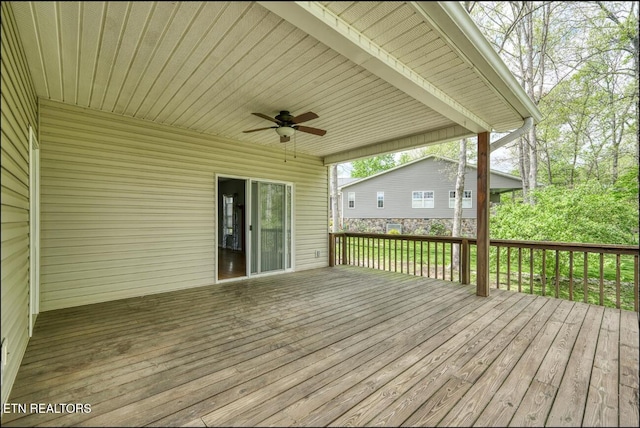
(291, 111), (318, 124)
(252, 112), (280, 123)
(280, 135), (290, 143)
(243, 126), (277, 133)
(295, 125), (326, 136)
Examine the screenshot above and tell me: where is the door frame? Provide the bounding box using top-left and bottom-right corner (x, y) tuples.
(215, 174), (295, 283)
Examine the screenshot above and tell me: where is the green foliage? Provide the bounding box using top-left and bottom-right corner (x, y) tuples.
(350, 154), (396, 178)
(491, 182), (638, 245)
(387, 229), (400, 235)
(429, 222), (449, 237)
(612, 168), (639, 203)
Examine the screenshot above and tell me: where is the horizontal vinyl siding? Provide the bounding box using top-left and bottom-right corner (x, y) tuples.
(39, 100), (328, 311)
(342, 158), (521, 220)
(0, 2), (38, 406)
(343, 159), (476, 219)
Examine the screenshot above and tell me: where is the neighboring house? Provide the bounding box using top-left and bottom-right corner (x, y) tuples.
(340, 155), (523, 235)
(0, 1), (541, 408)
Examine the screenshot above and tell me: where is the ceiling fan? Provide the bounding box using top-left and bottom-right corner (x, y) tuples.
(243, 110), (327, 142)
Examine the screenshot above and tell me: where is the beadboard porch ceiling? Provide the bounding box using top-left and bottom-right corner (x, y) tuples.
(10, 1), (540, 163)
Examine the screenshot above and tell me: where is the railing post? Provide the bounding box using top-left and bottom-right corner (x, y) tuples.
(329, 233), (335, 267)
(461, 239), (470, 284)
(476, 131), (490, 297)
(341, 234), (348, 265)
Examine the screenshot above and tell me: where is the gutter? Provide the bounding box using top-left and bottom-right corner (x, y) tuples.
(490, 117), (534, 153)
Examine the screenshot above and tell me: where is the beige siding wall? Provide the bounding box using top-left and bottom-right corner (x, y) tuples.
(1, 2), (39, 406)
(39, 100), (328, 311)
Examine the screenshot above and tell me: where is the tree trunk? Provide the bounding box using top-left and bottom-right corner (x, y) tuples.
(452, 138), (467, 270)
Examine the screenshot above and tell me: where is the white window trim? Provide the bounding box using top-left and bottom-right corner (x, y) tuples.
(377, 191), (384, 209)
(348, 192), (355, 209)
(449, 190), (472, 209)
(412, 190), (434, 209)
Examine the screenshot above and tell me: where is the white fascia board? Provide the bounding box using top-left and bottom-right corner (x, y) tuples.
(258, 1), (490, 134)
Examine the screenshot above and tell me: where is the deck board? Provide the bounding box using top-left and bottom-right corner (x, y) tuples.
(2, 266), (638, 427)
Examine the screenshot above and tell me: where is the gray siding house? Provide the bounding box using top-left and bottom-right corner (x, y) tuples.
(340, 156), (522, 235)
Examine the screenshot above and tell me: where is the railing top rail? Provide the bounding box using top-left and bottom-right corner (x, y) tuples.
(330, 232), (467, 244)
(489, 238), (639, 255)
(329, 232), (639, 255)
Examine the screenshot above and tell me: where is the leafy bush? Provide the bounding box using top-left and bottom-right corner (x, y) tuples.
(491, 182), (638, 285)
(429, 222), (449, 236)
(491, 182), (638, 244)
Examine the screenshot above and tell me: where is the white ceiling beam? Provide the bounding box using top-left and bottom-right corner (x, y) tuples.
(323, 125), (474, 165)
(258, 1), (491, 134)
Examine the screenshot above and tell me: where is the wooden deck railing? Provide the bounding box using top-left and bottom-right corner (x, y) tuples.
(329, 232), (640, 312)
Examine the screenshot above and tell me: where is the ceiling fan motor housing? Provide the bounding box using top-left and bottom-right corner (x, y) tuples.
(275, 111), (294, 124)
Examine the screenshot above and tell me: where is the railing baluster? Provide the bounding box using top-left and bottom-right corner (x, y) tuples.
(342, 235), (347, 265)
(353, 236), (356, 266)
(518, 247), (522, 292)
(462, 239), (470, 285)
(435, 242), (438, 279)
(583, 252), (588, 304)
(599, 253), (604, 306)
(555, 250), (560, 298)
(413, 240), (416, 276)
(400, 239), (404, 274)
(394, 239), (397, 273)
(443, 241), (447, 280)
(370, 237), (373, 268)
(450, 243), (454, 281)
(530, 248), (534, 294)
(507, 247), (511, 291)
(365, 237), (369, 268)
(634, 254), (638, 312)
(541, 250), (546, 296)
(420, 241), (424, 276)
(569, 251), (574, 302)
(427, 242), (431, 278)
(616, 254), (621, 309)
(496, 246), (500, 289)
(382, 237), (386, 271)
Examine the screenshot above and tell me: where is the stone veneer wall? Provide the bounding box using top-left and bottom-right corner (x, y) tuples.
(342, 218), (477, 237)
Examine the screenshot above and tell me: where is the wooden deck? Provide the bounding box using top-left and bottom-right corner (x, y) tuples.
(3, 266), (638, 427)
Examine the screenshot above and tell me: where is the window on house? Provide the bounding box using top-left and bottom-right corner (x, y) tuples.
(412, 191), (434, 208)
(449, 190), (472, 208)
(386, 223), (401, 234)
(377, 191), (384, 208)
(348, 192), (355, 209)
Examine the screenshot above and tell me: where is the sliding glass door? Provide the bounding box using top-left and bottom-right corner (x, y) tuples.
(250, 181), (292, 275)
